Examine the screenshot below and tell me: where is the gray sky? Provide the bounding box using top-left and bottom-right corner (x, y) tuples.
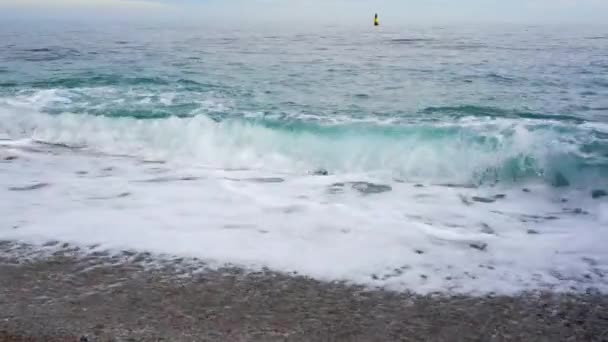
(1, 0), (607, 25)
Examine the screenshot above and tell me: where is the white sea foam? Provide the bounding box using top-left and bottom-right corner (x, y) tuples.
(1, 135), (607, 294)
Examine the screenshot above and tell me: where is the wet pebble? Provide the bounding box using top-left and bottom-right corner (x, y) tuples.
(311, 168), (329, 176)
(564, 208), (588, 215)
(480, 223), (495, 235)
(469, 242), (488, 251)
(8, 183), (50, 191)
(591, 189), (607, 199)
(472, 196), (495, 203)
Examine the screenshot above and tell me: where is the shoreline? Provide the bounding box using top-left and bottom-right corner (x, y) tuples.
(1, 242), (607, 341)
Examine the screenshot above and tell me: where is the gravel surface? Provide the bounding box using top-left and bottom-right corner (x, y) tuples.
(1, 241), (607, 341)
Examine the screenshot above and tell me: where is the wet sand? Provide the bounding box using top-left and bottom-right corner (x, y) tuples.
(1, 241), (607, 342)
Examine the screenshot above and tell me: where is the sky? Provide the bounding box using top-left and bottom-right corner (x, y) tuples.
(1, 0), (607, 25)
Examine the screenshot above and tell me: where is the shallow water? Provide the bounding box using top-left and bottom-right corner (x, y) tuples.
(1, 21), (607, 294)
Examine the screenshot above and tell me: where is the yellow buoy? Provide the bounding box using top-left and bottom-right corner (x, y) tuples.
(374, 13), (379, 26)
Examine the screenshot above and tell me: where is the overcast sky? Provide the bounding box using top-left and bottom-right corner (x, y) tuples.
(1, 0), (607, 25)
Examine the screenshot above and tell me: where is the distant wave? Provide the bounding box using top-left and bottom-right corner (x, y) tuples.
(1, 101), (607, 189)
(4, 46), (81, 62)
(421, 105), (586, 123)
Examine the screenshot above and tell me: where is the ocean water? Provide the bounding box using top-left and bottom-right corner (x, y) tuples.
(1, 21), (608, 294)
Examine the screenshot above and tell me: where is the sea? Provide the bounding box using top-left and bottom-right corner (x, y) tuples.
(1, 20), (607, 294)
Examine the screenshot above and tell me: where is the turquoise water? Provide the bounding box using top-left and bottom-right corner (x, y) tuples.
(1, 22), (608, 187)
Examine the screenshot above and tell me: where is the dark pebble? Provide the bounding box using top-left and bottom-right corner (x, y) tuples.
(312, 168), (329, 176)
(591, 189), (607, 199)
(348, 182), (392, 195)
(480, 223), (495, 235)
(571, 208), (588, 215)
(8, 183), (50, 191)
(472, 196), (495, 203)
(469, 242), (488, 251)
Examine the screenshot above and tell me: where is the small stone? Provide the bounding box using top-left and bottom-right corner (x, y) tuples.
(350, 182), (392, 194)
(8, 183), (50, 191)
(469, 242), (487, 251)
(415, 249), (424, 255)
(472, 196), (495, 203)
(591, 189), (607, 199)
(312, 168), (329, 176)
(480, 223), (494, 234)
